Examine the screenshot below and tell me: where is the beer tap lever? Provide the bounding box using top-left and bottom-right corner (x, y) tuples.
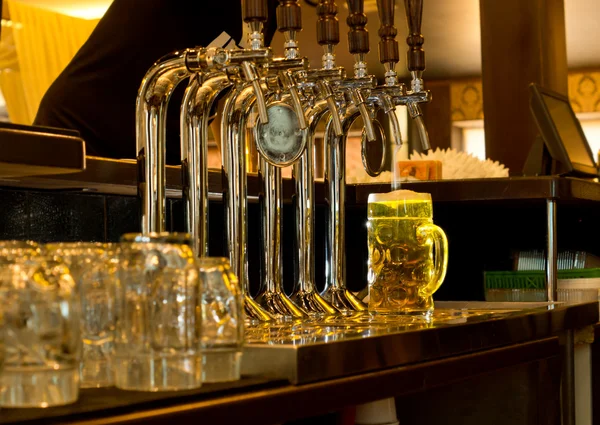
(277, 0), (302, 59)
(346, 0), (369, 78)
(376, 0), (400, 85)
(404, 0), (425, 92)
(346, 0), (376, 142)
(317, 0), (340, 69)
(404, 0), (431, 150)
(276, 1), (308, 130)
(316, 0), (343, 136)
(242, 0), (269, 123)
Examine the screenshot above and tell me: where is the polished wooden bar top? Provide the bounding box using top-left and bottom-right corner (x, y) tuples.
(0, 301), (596, 425)
(0, 123), (85, 178)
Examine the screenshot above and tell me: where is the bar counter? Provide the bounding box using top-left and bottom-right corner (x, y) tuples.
(1, 301), (596, 425)
(2, 156), (600, 204)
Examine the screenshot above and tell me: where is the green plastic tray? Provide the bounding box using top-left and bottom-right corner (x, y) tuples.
(484, 268), (600, 290)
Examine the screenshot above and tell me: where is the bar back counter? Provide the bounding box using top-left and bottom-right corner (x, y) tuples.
(0, 153), (599, 425)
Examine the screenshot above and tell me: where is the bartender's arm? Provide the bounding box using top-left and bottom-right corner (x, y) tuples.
(34, 0), (277, 165)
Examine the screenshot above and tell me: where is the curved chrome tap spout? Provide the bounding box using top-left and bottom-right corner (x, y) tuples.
(321, 105), (368, 313)
(221, 82), (276, 323)
(256, 155), (308, 320)
(254, 91), (309, 321)
(136, 51), (190, 233)
(181, 72), (232, 257)
(290, 99), (339, 317)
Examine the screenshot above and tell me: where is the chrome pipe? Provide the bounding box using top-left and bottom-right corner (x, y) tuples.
(221, 82), (276, 323)
(290, 100), (338, 316)
(136, 51), (190, 233)
(180, 72), (231, 257)
(322, 105), (368, 312)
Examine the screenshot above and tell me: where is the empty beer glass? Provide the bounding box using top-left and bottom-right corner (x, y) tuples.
(367, 190), (448, 318)
(0, 240), (40, 262)
(0, 257), (81, 407)
(198, 258), (243, 383)
(115, 233), (202, 391)
(45, 243), (115, 388)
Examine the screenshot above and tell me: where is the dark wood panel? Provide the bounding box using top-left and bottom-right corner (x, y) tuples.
(6, 338), (558, 425)
(422, 80), (452, 150)
(479, 0), (569, 174)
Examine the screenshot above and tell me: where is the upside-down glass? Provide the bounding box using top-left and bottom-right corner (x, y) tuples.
(198, 258), (243, 383)
(367, 190), (448, 318)
(0, 240), (40, 262)
(45, 243), (116, 388)
(0, 257), (81, 407)
(115, 233), (202, 391)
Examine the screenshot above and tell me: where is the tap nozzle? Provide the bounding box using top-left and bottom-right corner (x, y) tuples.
(407, 101), (430, 151)
(351, 88), (376, 142)
(379, 93), (402, 146)
(318, 80), (343, 136)
(241, 61), (269, 123)
(279, 70), (308, 129)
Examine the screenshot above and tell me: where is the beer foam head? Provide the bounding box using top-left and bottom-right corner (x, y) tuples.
(368, 189), (431, 203)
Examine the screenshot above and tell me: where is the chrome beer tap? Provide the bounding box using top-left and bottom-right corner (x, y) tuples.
(136, 51), (190, 234)
(375, 0), (431, 152)
(217, 0), (281, 323)
(180, 71), (231, 257)
(320, 0), (391, 313)
(136, 43), (270, 237)
(277, 0), (342, 317)
(253, 0), (311, 320)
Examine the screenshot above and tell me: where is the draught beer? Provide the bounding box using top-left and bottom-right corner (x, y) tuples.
(367, 190), (448, 318)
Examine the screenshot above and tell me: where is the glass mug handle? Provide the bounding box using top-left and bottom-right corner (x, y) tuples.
(417, 223), (449, 297)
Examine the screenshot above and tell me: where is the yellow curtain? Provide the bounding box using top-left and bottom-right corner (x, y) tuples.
(0, 1), (100, 124)
(0, 23), (28, 124)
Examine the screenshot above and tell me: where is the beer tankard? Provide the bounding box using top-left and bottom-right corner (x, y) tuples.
(198, 257), (244, 383)
(115, 233), (202, 391)
(367, 190), (448, 319)
(0, 256), (81, 407)
(45, 243), (115, 388)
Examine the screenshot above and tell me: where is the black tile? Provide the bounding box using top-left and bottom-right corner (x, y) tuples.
(0, 188), (29, 240)
(106, 196), (140, 242)
(28, 192), (106, 243)
(208, 201), (225, 257)
(169, 199), (186, 233)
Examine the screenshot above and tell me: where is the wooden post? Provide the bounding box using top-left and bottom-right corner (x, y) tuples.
(479, 0), (568, 174)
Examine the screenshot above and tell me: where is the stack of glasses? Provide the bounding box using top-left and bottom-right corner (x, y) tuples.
(0, 234), (243, 408)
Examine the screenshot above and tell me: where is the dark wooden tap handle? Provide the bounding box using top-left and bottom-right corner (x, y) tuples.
(404, 0), (425, 71)
(317, 0), (339, 46)
(243, 0), (268, 24)
(346, 0), (369, 55)
(377, 0), (399, 65)
(277, 0), (302, 32)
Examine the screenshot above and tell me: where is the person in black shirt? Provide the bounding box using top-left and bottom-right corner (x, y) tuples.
(33, 0), (277, 165)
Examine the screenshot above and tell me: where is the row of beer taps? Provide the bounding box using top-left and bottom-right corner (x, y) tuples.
(136, 0), (431, 322)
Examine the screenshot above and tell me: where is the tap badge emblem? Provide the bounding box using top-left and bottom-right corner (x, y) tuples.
(254, 102), (306, 167)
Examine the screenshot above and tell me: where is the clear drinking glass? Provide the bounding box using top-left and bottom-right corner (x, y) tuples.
(115, 233), (202, 391)
(0, 240), (40, 262)
(45, 242), (115, 388)
(198, 257), (244, 383)
(0, 257), (81, 407)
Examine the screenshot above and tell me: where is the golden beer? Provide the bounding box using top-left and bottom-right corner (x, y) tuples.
(367, 190), (448, 317)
